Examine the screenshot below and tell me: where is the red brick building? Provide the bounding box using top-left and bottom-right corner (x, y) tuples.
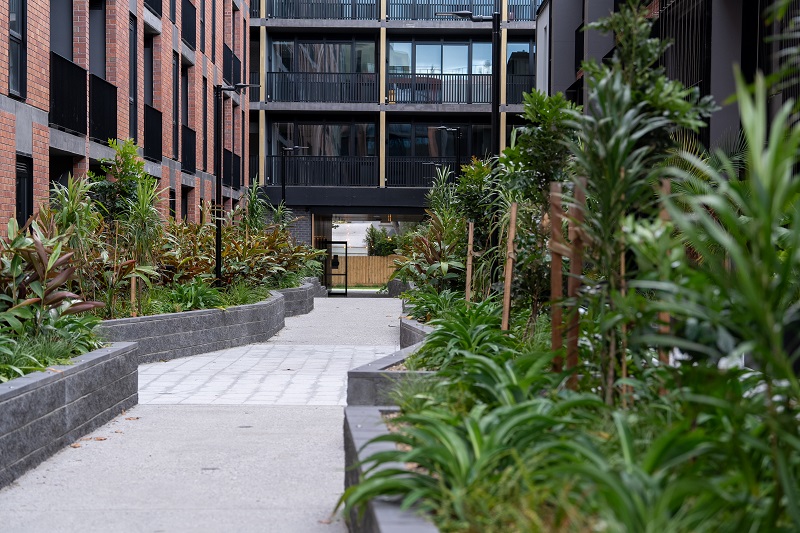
(0, 0), (252, 230)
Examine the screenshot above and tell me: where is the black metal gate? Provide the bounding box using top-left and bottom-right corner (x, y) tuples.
(323, 240), (348, 296)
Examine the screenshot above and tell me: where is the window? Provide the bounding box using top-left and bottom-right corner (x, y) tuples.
(200, 0), (205, 53)
(169, 189), (176, 218)
(180, 187), (189, 221)
(50, 0), (73, 61)
(202, 77), (208, 170)
(173, 53), (179, 158)
(144, 34), (154, 106)
(89, 0), (106, 78)
(271, 39), (377, 74)
(9, 0), (26, 98)
(388, 40), (491, 75)
(211, 0), (216, 62)
(181, 67), (189, 127)
(272, 121), (376, 157)
(129, 17), (138, 141)
(15, 155), (33, 228)
(170, 0), (176, 22)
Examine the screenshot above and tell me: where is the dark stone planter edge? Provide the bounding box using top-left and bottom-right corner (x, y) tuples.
(0, 342), (138, 489)
(344, 406), (439, 533)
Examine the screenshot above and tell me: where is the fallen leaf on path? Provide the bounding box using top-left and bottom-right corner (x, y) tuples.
(318, 519), (333, 525)
(93, 437), (107, 441)
(114, 430), (124, 434)
(70, 443), (81, 448)
(125, 417), (140, 420)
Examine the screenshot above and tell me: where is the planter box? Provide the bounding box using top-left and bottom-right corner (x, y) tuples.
(99, 278), (321, 364)
(399, 317), (434, 349)
(344, 406), (439, 533)
(0, 342), (138, 489)
(347, 343), (434, 406)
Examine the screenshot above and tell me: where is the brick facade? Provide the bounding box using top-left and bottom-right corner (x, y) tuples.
(0, 0), (252, 235)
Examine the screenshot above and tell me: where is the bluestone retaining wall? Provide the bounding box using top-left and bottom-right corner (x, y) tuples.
(344, 406), (439, 533)
(0, 342), (138, 489)
(347, 343), (434, 406)
(399, 317), (434, 349)
(99, 278), (322, 364)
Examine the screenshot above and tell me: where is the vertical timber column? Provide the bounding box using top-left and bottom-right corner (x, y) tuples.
(259, 24), (266, 185)
(499, 0), (508, 152)
(379, 26), (387, 188)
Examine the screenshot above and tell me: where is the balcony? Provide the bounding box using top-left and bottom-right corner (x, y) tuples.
(267, 0), (377, 20)
(89, 74), (118, 144)
(143, 104), (162, 161)
(386, 74), (491, 104)
(250, 2), (260, 17)
(265, 155), (378, 187)
(266, 72), (378, 103)
(223, 45), (241, 86)
(386, 156), (459, 187)
(182, 0), (196, 50)
(144, 0), (163, 17)
(232, 154), (241, 189)
(50, 53), (87, 136)
(388, 0), (492, 21)
(181, 125), (196, 174)
(223, 149), (233, 187)
(507, 0), (540, 21)
(506, 74), (536, 104)
(250, 72), (260, 102)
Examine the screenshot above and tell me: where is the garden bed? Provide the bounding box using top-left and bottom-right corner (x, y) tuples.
(399, 317), (434, 349)
(344, 406), (439, 533)
(347, 342), (434, 406)
(0, 342), (138, 489)
(99, 278), (322, 364)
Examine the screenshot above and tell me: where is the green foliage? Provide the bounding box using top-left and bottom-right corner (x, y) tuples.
(407, 298), (515, 371)
(364, 225), (397, 256)
(235, 186), (270, 233)
(145, 278), (223, 314)
(402, 287), (465, 323)
(89, 139), (149, 220)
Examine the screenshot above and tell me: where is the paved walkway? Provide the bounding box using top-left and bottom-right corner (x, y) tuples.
(0, 297), (402, 533)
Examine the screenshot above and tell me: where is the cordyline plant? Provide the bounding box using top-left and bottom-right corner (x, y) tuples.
(0, 218), (104, 336)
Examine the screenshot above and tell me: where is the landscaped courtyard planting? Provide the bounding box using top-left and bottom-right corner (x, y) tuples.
(341, 2), (800, 531)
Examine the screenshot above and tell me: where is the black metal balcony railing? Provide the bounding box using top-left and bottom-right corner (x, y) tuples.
(144, 0), (163, 17)
(386, 156), (458, 187)
(232, 54), (242, 86)
(250, 2), (260, 18)
(223, 149), (233, 187)
(50, 53), (87, 135)
(223, 45), (232, 84)
(143, 104), (162, 161)
(181, 125), (196, 174)
(506, 74), (536, 104)
(89, 74), (117, 144)
(181, 0), (197, 50)
(268, 0), (377, 20)
(232, 153), (242, 189)
(223, 45), (241, 85)
(265, 155), (379, 187)
(249, 155), (259, 181)
(250, 72), (260, 102)
(507, 0), (540, 21)
(386, 73), (491, 104)
(267, 72), (378, 103)
(388, 0), (492, 20)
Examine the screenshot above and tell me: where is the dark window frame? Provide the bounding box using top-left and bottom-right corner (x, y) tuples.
(211, 0), (216, 62)
(202, 77), (208, 170)
(15, 154), (33, 228)
(173, 53), (179, 159)
(200, 0), (205, 53)
(129, 16), (138, 142)
(170, 0), (176, 22)
(9, 0), (26, 99)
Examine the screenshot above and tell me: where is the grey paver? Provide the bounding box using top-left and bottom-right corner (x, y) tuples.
(0, 296), (404, 531)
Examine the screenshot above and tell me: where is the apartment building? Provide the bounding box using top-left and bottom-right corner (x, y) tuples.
(248, 0), (540, 246)
(536, 0), (800, 148)
(0, 0), (253, 230)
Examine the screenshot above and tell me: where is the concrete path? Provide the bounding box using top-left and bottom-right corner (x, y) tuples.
(0, 297), (403, 533)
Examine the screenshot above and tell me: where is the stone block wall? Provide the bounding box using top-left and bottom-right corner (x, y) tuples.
(0, 342), (138, 489)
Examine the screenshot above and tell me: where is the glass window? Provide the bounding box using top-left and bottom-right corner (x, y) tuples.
(388, 42), (411, 74)
(356, 43), (375, 73)
(507, 42), (530, 75)
(415, 44), (441, 74)
(472, 43), (492, 74)
(443, 44), (468, 75)
(273, 41), (293, 72)
(387, 124), (412, 156)
(9, 0), (25, 97)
